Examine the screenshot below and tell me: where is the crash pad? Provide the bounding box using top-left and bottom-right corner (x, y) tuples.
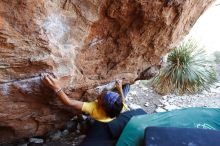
(144, 127), (220, 146)
(116, 107), (220, 146)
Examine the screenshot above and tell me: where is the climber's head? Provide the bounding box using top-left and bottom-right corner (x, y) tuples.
(98, 91), (123, 118)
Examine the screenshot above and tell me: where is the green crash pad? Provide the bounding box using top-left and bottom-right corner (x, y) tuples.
(116, 107), (220, 146)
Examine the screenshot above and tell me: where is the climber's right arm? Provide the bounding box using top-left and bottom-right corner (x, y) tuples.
(115, 80), (125, 102)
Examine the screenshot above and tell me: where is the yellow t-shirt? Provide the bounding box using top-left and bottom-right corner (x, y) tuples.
(82, 101), (128, 123)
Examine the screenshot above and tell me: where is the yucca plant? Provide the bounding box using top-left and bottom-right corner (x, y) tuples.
(213, 51), (220, 63)
(151, 40), (217, 95)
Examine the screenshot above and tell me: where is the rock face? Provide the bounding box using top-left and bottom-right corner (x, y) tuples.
(0, 0), (213, 143)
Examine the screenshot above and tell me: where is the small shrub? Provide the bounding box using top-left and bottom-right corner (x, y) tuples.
(213, 51), (220, 63)
(151, 40), (217, 95)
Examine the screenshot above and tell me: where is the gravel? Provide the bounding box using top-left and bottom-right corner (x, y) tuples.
(125, 79), (220, 114)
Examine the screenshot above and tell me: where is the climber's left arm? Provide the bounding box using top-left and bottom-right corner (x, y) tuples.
(42, 74), (83, 111)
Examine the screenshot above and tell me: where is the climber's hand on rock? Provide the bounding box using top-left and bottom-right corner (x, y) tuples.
(115, 79), (122, 90)
(42, 73), (61, 91)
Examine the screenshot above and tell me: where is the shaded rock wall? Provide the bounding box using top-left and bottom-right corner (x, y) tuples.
(0, 0), (213, 143)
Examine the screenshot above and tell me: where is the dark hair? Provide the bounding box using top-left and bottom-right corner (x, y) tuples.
(102, 92), (123, 118)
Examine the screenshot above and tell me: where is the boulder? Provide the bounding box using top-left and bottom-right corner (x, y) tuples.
(0, 0), (213, 143)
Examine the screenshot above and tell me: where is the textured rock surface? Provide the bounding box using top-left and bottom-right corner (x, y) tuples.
(0, 0), (213, 143)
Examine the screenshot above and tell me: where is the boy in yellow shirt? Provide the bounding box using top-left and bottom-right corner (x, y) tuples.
(42, 74), (129, 122)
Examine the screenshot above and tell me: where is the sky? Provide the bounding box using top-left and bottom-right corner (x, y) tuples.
(188, 0), (220, 54)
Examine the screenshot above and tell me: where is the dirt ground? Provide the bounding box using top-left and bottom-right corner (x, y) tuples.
(125, 63), (220, 114)
(126, 80), (220, 114)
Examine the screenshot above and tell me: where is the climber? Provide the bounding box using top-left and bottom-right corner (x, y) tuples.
(41, 73), (130, 122)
